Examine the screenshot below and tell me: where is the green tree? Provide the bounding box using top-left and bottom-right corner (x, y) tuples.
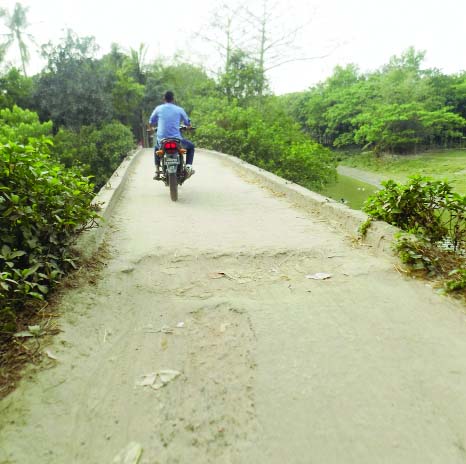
(112, 69), (144, 127)
(108, 44), (147, 143)
(0, 67), (33, 109)
(146, 60), (216, 111)
(53, 122), (134, 189)
(354, 103), (466, 153)
(287, 47), (466, 153)
(34, 30), (113, 130)
(192, 94), (336, 189)
(0, 105), (52, 144)
(442, 72), (466, 120)
(219, 49), (266, 102)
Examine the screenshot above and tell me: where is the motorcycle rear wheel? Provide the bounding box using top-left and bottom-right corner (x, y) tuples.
(168, 173), (178, 201)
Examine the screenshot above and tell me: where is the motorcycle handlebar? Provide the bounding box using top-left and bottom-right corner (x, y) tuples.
(147, 125), (196, 132)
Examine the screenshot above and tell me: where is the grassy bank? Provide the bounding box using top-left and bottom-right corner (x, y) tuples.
(340, 149), (466, 194)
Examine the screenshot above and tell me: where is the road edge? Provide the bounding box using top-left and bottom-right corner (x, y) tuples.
(74, 147), (144, 261)
(205, 149), (399, 257)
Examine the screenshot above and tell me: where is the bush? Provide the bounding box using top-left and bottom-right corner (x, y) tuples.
(191, 96), (336, 189)
(0, 138), (98, 329)
(363, 176), (466, 250)
(274, 141), (336, 191)
(53, 121), (135, 189)
(0, 105), (53, 144)
(364, 176), (466, 296)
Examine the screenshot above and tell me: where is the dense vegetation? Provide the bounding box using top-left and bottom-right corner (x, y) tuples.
(192, 97), (336, 190)
(284, 48), (466, 154)
(0, 108), (99, 330)
(364, 176), (466, 250)
(53, 122), (134, 190)
(362, 176), (466, 294)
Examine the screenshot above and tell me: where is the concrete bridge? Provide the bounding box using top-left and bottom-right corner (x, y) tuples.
(2, 149), (466, 463)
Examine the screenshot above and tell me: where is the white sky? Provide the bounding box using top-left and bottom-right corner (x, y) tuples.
(1, 0), (466, 94)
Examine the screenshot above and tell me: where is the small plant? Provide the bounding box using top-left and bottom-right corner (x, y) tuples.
(358, 217), (373, 238)
(363, 176), (466, 251)
(393, 233), (439, 275)
(445, 268), (466, 293)
(364, 177), (466, 297)
(391, 232), (465, 297)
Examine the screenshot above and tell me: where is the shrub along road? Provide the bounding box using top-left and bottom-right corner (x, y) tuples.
(1, 149), (466, 463)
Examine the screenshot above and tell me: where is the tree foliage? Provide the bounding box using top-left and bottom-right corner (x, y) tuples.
(0, 67), (33, 109)
(53, 122), (135, 190)
(286, 48), (466, 154)
(192, 96), (336, 190)
(0, 105), (52, 143)
(219, 49), (266, 102)
(34, 30), (112, 130)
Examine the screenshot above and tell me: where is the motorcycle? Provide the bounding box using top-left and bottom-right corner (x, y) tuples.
(153, 126), (195, 202)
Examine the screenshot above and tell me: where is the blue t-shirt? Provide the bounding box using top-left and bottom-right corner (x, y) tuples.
(149, 103), (190, 142)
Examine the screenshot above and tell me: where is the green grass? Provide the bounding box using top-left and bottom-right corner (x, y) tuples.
(340, 149), (466, 194)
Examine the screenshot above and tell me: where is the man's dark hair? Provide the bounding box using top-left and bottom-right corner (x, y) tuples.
(164, 91), (174, 102)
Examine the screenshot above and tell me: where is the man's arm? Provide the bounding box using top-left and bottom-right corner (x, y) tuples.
(180, 107), (191, 127)
(149, 107), (159, 126)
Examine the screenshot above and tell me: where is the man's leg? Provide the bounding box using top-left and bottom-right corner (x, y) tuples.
(182, 139), (195, 177)
(182, 139), (195, 166)
(153, 142), (161, 180)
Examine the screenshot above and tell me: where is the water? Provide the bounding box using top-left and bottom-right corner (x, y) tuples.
(320, 174), (380, 210)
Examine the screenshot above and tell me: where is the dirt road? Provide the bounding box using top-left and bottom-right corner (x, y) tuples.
(2, 149), (466, 464)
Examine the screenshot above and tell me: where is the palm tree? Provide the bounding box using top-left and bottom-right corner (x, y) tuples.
(129, 43), (148, 84)
(0, 3), (34, 76)
(0, 8), (5, 64)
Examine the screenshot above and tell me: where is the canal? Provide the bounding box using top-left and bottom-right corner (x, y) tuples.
(320, 174), (380, 210)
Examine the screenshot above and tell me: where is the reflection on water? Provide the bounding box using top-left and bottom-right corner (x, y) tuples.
(320, 174), (380, 210)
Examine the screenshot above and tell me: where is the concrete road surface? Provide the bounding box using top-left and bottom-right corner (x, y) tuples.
(1, 149), (466, 464)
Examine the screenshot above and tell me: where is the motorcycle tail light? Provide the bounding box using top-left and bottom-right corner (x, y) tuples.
(164, 141), (177, 150)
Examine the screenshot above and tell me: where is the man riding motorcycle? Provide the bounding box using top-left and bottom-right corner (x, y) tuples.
(148, 91), (195, 180)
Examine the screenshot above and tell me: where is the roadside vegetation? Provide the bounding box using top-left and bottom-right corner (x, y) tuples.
(0, 118), (99, 327)
(283, 47), (466, 155)
(361, 177), (466, 297)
